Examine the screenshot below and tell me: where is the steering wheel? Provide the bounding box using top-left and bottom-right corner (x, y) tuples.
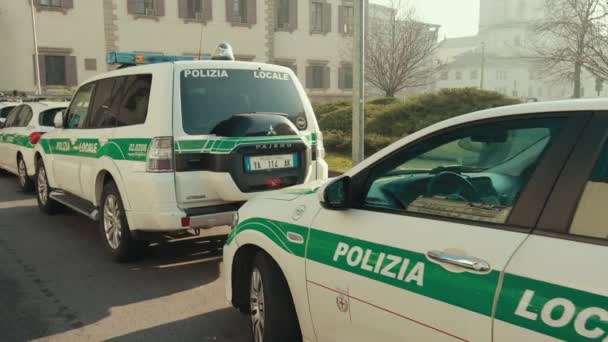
(426, 171), (480, 203)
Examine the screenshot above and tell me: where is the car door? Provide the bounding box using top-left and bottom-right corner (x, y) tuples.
(0, 105), (26, 173)
(0, 106), (22, 169)
(305, 113), (589, 342)
(52, 82), (95, 196)
(494, 112), (608, 342)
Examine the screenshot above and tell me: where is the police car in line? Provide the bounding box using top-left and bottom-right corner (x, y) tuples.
(0, 102), (68, 191)
(0, 101), (21, 126)
(224, 99), (608, 342)
(33, 44), (328, 262)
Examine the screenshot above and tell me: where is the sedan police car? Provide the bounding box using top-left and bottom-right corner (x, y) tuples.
(224, 99), (608, 342)
(0, 102), (68, 191)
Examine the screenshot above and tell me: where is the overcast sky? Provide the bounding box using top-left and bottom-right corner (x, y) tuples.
(371, 0), (480, 39)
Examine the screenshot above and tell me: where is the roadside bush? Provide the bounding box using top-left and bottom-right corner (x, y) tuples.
(367, 97), (400, 106)
(323, 130), (398, 156)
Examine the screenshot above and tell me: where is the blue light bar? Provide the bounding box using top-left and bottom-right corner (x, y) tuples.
(106, 52), (210, 66)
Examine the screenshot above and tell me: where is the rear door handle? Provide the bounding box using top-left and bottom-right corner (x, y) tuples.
(427, 250), (491, 272)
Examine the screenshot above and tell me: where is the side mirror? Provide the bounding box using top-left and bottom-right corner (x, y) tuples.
(54, 111), (64, 129)
(319, 175), (352, 210)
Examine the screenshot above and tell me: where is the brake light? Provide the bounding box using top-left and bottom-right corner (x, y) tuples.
(146, 137), (174, 172)
(29, 132), (44, 145)
(265, 178), (282, 188)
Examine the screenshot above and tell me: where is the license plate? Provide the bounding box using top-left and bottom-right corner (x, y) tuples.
(245, 154), (298, 172)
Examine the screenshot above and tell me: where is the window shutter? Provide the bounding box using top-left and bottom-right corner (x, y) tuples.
(306, 66), (312, 88)
(33, 55), (47, 87)
(178, 0), (187, 18)
(225, 0), (233, 21)
(61, 0), (74, 9)
(338, 5), (345, 33)
(322, 3), (331, 33)
(154, 0), (165, 16)
(288, 0), (298, 30)
(65, 56), (77, 87)
(323, 66), (330, 89)
(247, 0), (257, 24)
(127, 0), (137, 14)
(203, 0), (212, 20)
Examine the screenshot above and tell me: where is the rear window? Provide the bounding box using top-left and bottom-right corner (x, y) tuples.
(39, 107), (66, 127)
(180, 69), (307, 135)
(0, 106), (16, 119)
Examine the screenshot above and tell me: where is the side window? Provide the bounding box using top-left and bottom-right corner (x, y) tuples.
(87, 78), (119, 128)
(17, 106), (33, 127)
(115, 74), (151, 127)
(66, 83), (95, 129)
(39, 108), (65, 127)
(362, 118), (564, 224)
(569, 141), (608, 239)
(4, 106), (24, 128)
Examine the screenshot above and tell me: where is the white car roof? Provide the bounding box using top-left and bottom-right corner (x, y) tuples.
(25, 101), (70, 113)
(0, 102), (20, 107)
(347, 98), (608, 176)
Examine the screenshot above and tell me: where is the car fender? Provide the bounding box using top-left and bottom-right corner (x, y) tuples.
(230, 195), (323, 342)
(34, 142), (58, 188)
(94, 156), (132, 211)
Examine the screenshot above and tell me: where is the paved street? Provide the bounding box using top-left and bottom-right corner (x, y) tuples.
(0, 174), (249, 342)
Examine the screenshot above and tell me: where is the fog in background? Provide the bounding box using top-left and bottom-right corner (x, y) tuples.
(371, 0), (480, 38)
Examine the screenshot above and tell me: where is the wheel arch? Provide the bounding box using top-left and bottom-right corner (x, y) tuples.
(94, 164), (131, 211)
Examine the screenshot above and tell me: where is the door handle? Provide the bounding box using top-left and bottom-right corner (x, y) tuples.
(427, 250), (491, 272)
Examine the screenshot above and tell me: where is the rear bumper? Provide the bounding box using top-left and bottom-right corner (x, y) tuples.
(126, 202), (242, 232)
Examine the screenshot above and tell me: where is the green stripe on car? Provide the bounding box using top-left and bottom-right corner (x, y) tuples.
(0, 134), (34, 148)
(228, 217), (608, 342)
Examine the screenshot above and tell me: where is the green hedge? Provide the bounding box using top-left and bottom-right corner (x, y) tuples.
(315, 88), (520, 159)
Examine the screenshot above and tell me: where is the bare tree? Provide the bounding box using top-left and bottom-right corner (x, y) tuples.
(533, 0), (608, 98)
(364, 1), (440, 97)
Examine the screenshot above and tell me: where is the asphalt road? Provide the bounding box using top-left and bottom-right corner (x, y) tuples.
(0, 173), (249, 342)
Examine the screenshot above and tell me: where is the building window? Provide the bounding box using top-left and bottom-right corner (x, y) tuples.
(339, 64), (353, 90)
(470, 70), (478, 80)
(233, 0), (246, 21)
(277, 0), (290, 28)
(136, 0), (155, 15)
(440, 71), (449, 80)
(311, 2), (323, 32)
(340, 5), (354, 34)
(455, 71), (462, 80)
(45, 56), (67, 86)
(307, 64), (329, 89)
(496, 70), (508, 80)
(228, 0), (255, 25)
(187, 0), (203, 18)
(275, 60), (297, 75)
(40, 0), (62, 7)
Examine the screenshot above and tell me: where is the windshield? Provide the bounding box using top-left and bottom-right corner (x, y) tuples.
(180, 69), (306, 135)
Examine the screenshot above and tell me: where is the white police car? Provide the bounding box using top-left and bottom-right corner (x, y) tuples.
(33, 44), (328, 261)
(0, 102), (68, 191)
(224, 99), (608, 342)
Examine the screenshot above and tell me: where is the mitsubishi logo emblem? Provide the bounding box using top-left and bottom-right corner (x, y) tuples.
(267, 125), (277, 136)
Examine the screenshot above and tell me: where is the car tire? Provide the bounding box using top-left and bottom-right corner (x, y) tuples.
(17, 156), (34, 192)
(99, 181), (146, 262)
(36, 161), (60, 214)
(248, 252), (302, 342)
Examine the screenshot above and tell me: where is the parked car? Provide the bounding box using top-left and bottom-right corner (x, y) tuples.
(0, 102), (68, 191)
(224, 99), (608, 342)
(33, 49), (328, 262)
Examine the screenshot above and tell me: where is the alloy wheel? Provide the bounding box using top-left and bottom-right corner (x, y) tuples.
(103, 194), (122, 250)
(250, 267), (265, 342)
(18, 159), (27, 187)
(37, 167), (48, 205)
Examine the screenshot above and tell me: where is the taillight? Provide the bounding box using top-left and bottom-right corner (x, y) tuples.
(146, 137), (174, 172)
(29, 132), (44, 145)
